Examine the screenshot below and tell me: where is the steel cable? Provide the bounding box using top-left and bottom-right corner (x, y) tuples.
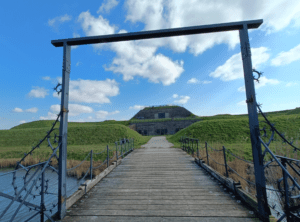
(226, 165), (256, 186)
(207, 143), (223, 152)
(68, 167), (91, 192)
(92, 160), (107, 169)
(109, 154), (116, 161)
(224, 148), (254, 164)
(207, 154), (225, 166)
(93, 149), (107, 155)
(67, 152), (90, 172)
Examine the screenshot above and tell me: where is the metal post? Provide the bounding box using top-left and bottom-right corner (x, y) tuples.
(90, 150), (93, 180)
(123, 138), (125, 154)
(115, 142), (118, 160)
(133, 138), (134, 150)
(120, 139), (123, 157)
(107, 145), (109, 168)
(239, 23), (270, 221)
(180, 136), (182, 148)
(205, 142), (209, 166)
(281, 158), (290, 221)
(40, 168), (45, 222)
(58, 42), (71, 219)
(197, 139), (199, 159)
(188, 137), (190, 153)
(192, 139), (194, 155)
(223, 146), (229, 178)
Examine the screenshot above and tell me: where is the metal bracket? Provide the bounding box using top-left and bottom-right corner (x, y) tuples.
(241, 42), (251, 60)
(246, 95), (254, 103)
(62, 107), (69, 113)
(81, 184), (87, 194)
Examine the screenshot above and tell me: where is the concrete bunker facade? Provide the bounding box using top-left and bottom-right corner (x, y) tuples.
(129, 105), (202, 136)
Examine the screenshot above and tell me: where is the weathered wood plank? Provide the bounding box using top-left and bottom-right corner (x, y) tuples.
(63, 137), (260, 221)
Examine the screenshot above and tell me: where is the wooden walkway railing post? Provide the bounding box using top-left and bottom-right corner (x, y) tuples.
(106, 145), (109, 168)
(197, 139), (199, 159)
(115, 142), (118, 160)
(205, 141), (209, 166)
(90, 150), (93, 180)
(222, 146), (229, 178)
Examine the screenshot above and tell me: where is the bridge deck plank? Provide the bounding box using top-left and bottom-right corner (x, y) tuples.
(63, 137), (260, 222)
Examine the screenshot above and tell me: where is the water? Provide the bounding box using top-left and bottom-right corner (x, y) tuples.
(266, 184), (285, 221)
(0, 168), (87, 222)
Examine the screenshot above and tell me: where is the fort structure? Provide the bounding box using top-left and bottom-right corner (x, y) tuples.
(129, 105), (202, 135)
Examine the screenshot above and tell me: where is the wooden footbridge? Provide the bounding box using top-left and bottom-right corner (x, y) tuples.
(63, 136), (259, 222)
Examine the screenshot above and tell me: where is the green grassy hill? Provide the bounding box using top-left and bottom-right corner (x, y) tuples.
(1, 107), (299, 162)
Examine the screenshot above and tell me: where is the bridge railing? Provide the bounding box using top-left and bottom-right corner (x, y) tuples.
(0, 113), (135, 222)
(180, 104), (300, 222)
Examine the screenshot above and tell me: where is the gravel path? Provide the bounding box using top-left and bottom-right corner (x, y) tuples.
(141, 136), (175, 148)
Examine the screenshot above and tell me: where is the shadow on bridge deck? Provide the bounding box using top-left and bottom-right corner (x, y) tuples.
(63, 136), (260, 222)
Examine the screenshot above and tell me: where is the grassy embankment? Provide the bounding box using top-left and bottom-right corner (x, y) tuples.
(0, 120), (155, 177)
(0, 108), (299, 187)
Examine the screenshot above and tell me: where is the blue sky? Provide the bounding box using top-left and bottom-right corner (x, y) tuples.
(1, 0), (300, 130)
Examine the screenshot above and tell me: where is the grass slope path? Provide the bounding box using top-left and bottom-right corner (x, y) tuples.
(63, 136), (260, 222)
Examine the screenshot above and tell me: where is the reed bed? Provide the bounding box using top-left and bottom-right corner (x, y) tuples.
(0, 151), (120, 180)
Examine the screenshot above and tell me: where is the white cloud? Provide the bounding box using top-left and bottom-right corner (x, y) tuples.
(271, 43), (300, 66)
(78, 13), (185, 86)
(174, 95), (190, 104)
(48, 14), (72, 28)
(69, 116), (98, 122)
(237, 100), (247, 106)
(19, 120), (26, 124)
(210, 47), (270, 81)
(76, 61), (82, 66)
(40, 112), (58, 120)
(187, 78), (199, 84)
(125, 0), (300, 55)
(42, 76), (51, 81)
(78, 11), (116, 38)
(25, 107), (38, 113)
(129, 105), (148, 110)
(106, 47), (184, 85)
(238, 86), (245, 92)
(97, 0), (119, 14)
(49, 104), (94, 117)
(238, 76), (280, 92)
(12, 107), (38, 113)
(187, 78), (212, 84)
(40, 104), (94, 120)
(172, 94), (178, 98)
(286, 82), (298, 87)
(95, 110), (120, 119)
(53, 79), (120, 104)
(28, 87), (49, 98)
(12, 108), (23, 113)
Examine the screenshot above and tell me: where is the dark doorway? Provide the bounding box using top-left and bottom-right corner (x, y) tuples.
(158, 113), (165, 118)
(160, 129), (167, 135)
